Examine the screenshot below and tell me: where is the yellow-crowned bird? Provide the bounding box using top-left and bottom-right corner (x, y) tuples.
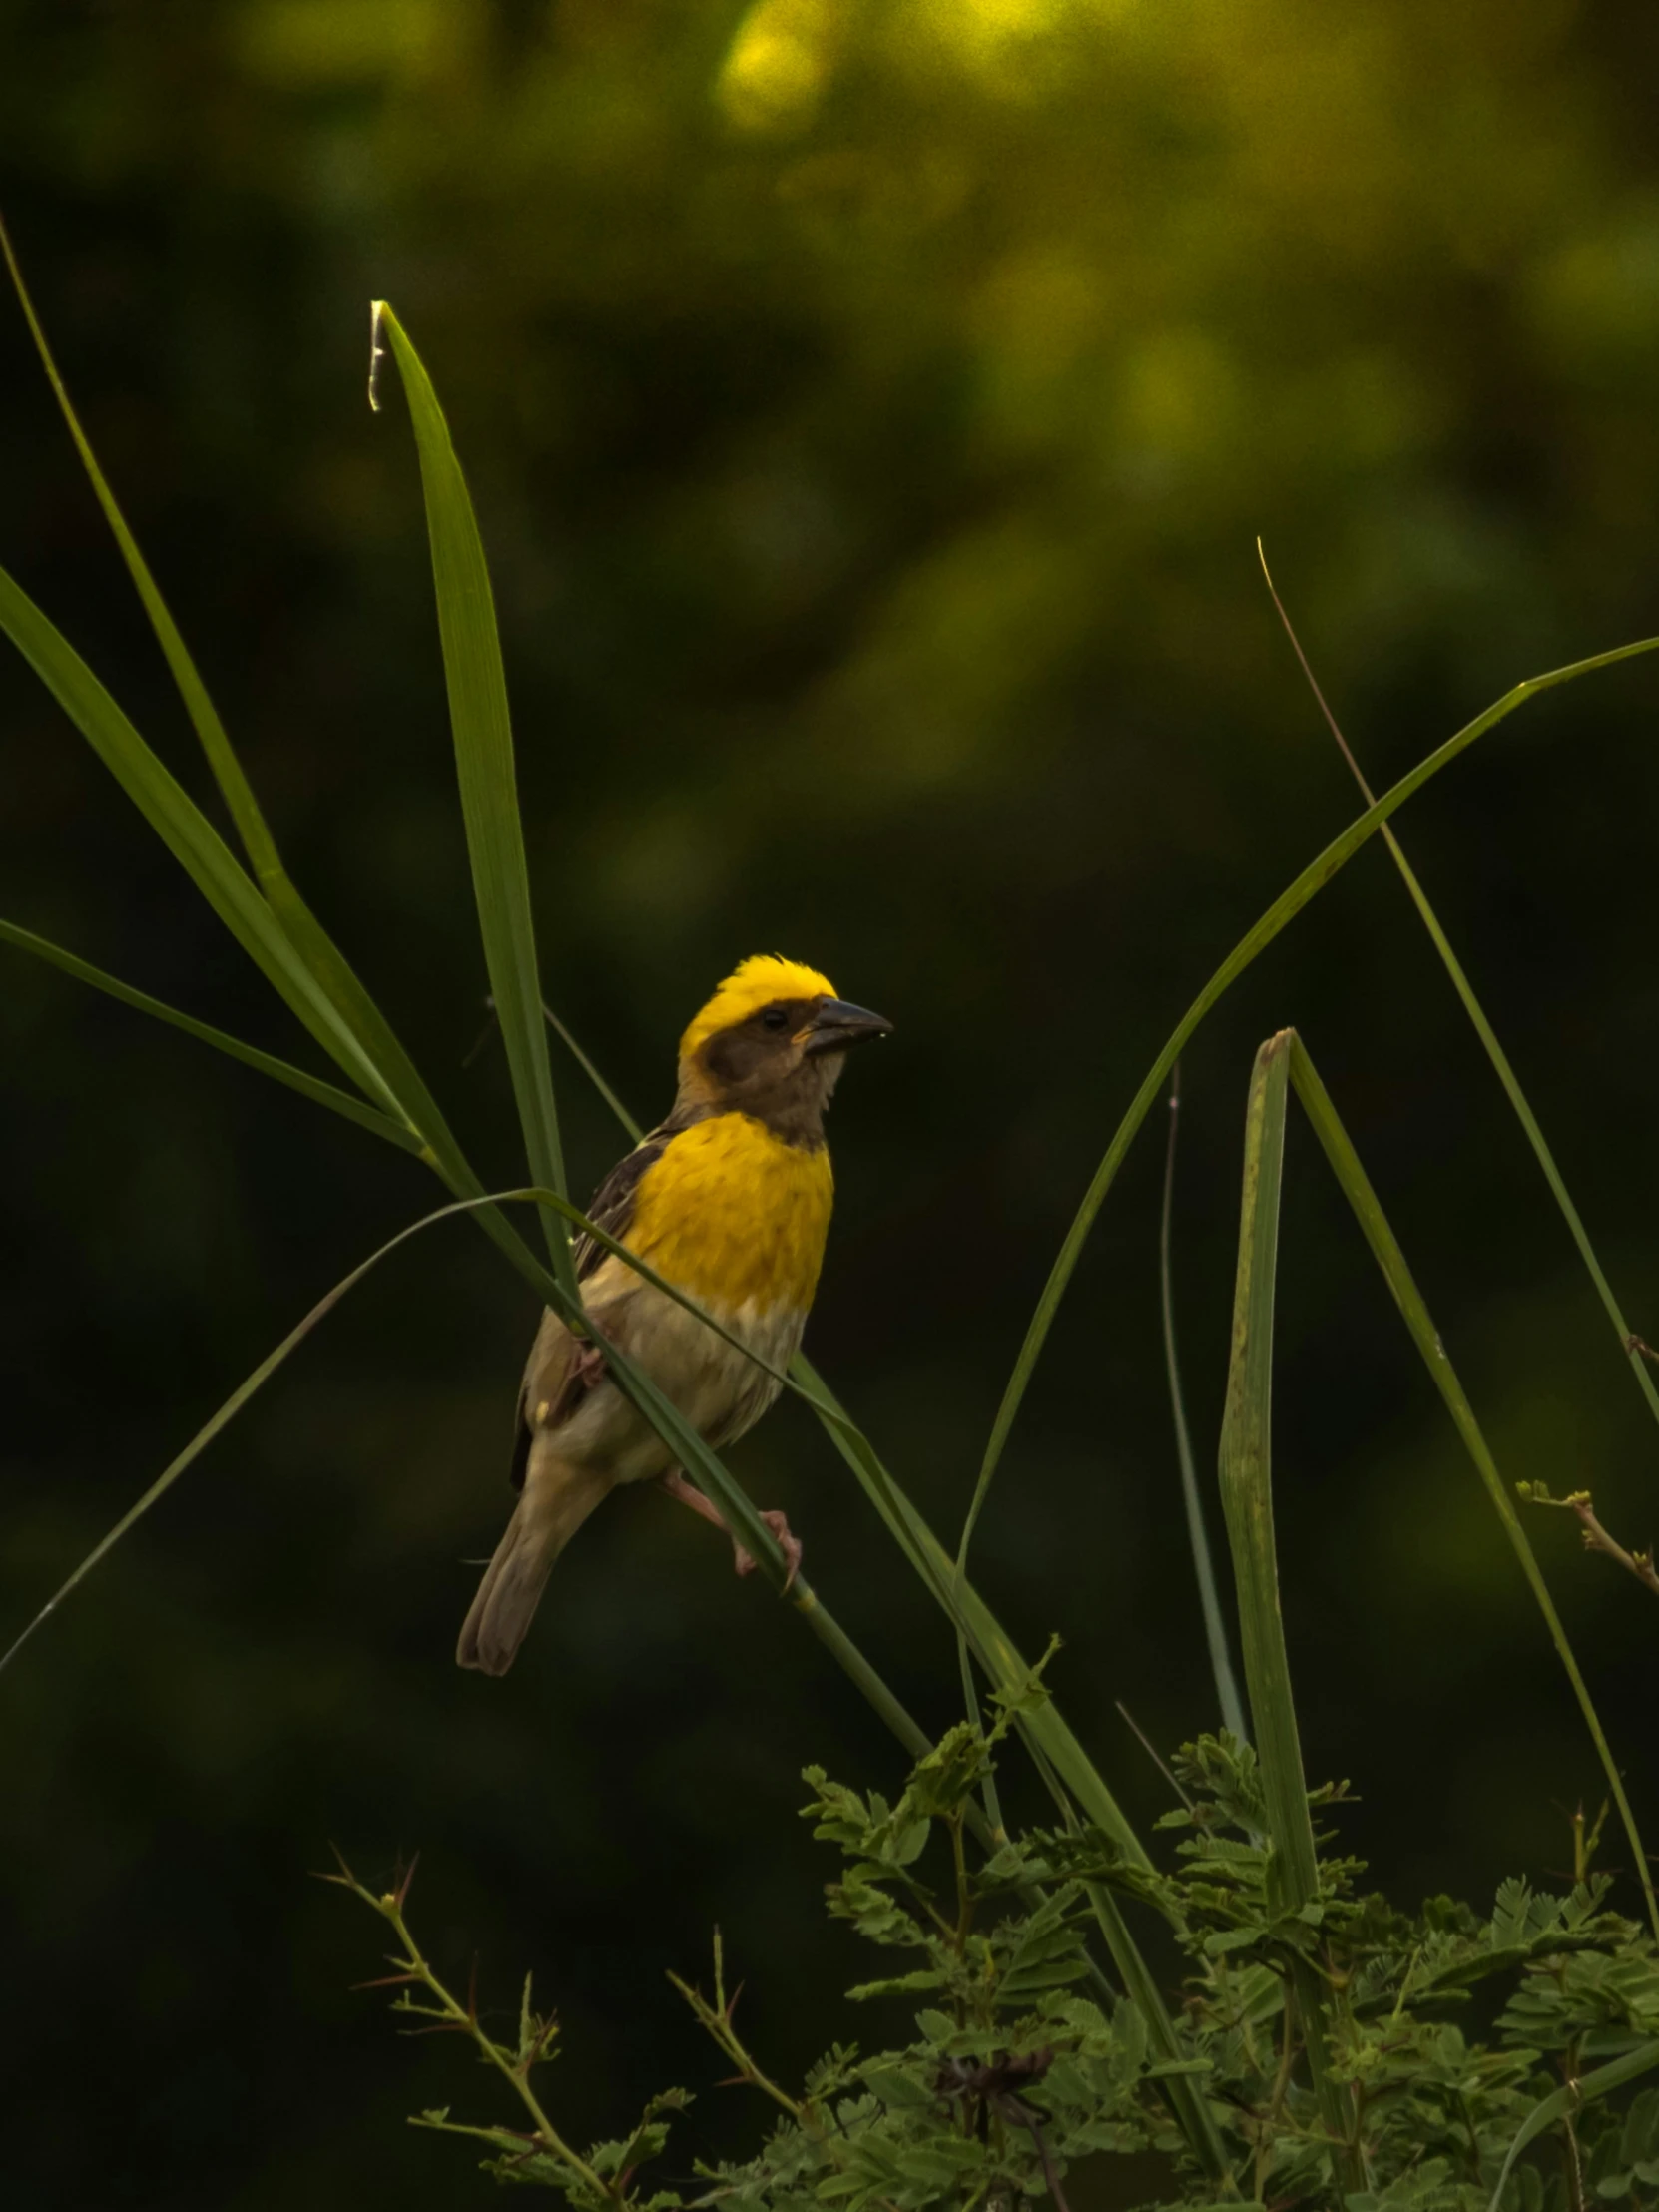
(457, 955), (891, 1674)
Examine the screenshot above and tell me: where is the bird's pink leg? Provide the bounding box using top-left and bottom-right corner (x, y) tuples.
(659, 1469), (803, 1590)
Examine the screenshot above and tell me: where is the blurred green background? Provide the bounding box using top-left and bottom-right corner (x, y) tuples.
(5, 0), (1659, 2202)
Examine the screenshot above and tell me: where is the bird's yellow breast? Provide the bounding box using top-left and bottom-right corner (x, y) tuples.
(628, 1114), (834, 1316)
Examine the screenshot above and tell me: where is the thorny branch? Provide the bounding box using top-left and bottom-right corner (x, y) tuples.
(321, 1850), (625, 2205)
(667, 1929), (813, 2130)
(1516, 1480), (1659, 1602)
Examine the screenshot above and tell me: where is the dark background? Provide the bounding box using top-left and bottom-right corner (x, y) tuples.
(4, 1), (1659, 2202)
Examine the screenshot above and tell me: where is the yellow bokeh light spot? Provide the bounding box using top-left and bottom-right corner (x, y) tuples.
(719, 0), (836, 134)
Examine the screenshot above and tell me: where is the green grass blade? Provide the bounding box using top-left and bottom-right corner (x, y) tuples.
(1487, 2039), (1659, 2211)
(0, 916), (418, 1150)
(1078, 1877), (1233, 2183)
(823, 1381), (1151, 1863)
(262, 888), (483, 1182)
(1219, 1037), (1318, 1899)
(1258, 548), (1659, 1443)
(0, 1182), (932, 1783)
(541, 998), (644, 1143)
(961, 630), (1659, 1575)
(0, 1188), (524, 1677)
(1287, 1034), (1659, 1941)
(372, 302), (575, 1299)
(1219, 1033), (1351, 2162)
(1163, 1064), (1249, 1742)
(1, 218), (283, 885)
(2, 220), (478, 1175)
(4, 230), (585, 1258)
(0, 559), (421, 1126)
(767, 1365), (1223, 2161)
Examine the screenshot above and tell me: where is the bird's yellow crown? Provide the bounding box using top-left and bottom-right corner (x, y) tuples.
(679, 954), (836, 1060)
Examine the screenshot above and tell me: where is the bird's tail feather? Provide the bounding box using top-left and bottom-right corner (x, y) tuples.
(456, 1454), (613, 1675)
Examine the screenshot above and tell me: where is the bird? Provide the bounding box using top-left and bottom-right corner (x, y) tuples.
(457, 954), (892, 1675)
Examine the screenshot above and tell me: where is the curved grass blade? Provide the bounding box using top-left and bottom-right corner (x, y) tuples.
(541, 997), (642, 1143)
(1286, 1034), (1659, 1940)
(1, 217), (281, 884)
(1220, 1034), (1351, 2163)
(1258, 544), (1659, 1443)
(0, 222), (476, 1178)
(0, 1184), (931, 1778)
(0, 916), (418, 1150)
(959, 629), (1659, 1579)
(0, 1189), (524, 1676)
(372, 302), (575, 1300)
(1487, 2040), (1659, 2212)
(0, 560), (417, 1126)
(1163, 1063), (1248, 1742)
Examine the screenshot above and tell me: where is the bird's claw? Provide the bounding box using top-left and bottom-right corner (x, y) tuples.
(734, 1508), (803, 1591)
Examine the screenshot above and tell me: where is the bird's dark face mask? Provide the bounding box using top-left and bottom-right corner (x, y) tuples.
(696, 994), (892, 1143)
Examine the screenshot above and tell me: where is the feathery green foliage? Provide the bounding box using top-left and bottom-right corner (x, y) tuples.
(336, 1716), (1659, 2210)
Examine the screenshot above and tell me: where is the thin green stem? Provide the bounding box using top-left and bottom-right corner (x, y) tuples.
(0, 916), (419, 1150)
(541, 999), (644, 1143)
(1162, 1060), (1249, 1741)
(962, 628), (1659, 1580)
(1258, 542), (1659, 1445)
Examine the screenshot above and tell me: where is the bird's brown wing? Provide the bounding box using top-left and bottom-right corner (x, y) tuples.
(569, 1119), (685, 1282)
(507, 1115), (701, 1489)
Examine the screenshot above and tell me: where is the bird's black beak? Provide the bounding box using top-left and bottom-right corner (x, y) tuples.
(803, 998), (894, 1055)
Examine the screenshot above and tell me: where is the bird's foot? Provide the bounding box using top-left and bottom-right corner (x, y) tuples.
(734, 1508), (803, 1592)
(660, 1472), (802, 1591)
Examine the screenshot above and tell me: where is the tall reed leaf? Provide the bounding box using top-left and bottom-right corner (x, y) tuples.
(1258, 547), (1659, 1441)
(1218, 1032), (1351, 2162)
(0, 219), (281, 884)
(0, 562), (412, 1124)
(0, 228), (476, 1177)
(371, 302), (576, 1300)
(960, 631), (1659, 1572)
(1286, 1035), (1659, 1940)
(0, 917), (417, 1149)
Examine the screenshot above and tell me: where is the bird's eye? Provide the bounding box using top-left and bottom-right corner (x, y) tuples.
(761, 1006), (789, 1031)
